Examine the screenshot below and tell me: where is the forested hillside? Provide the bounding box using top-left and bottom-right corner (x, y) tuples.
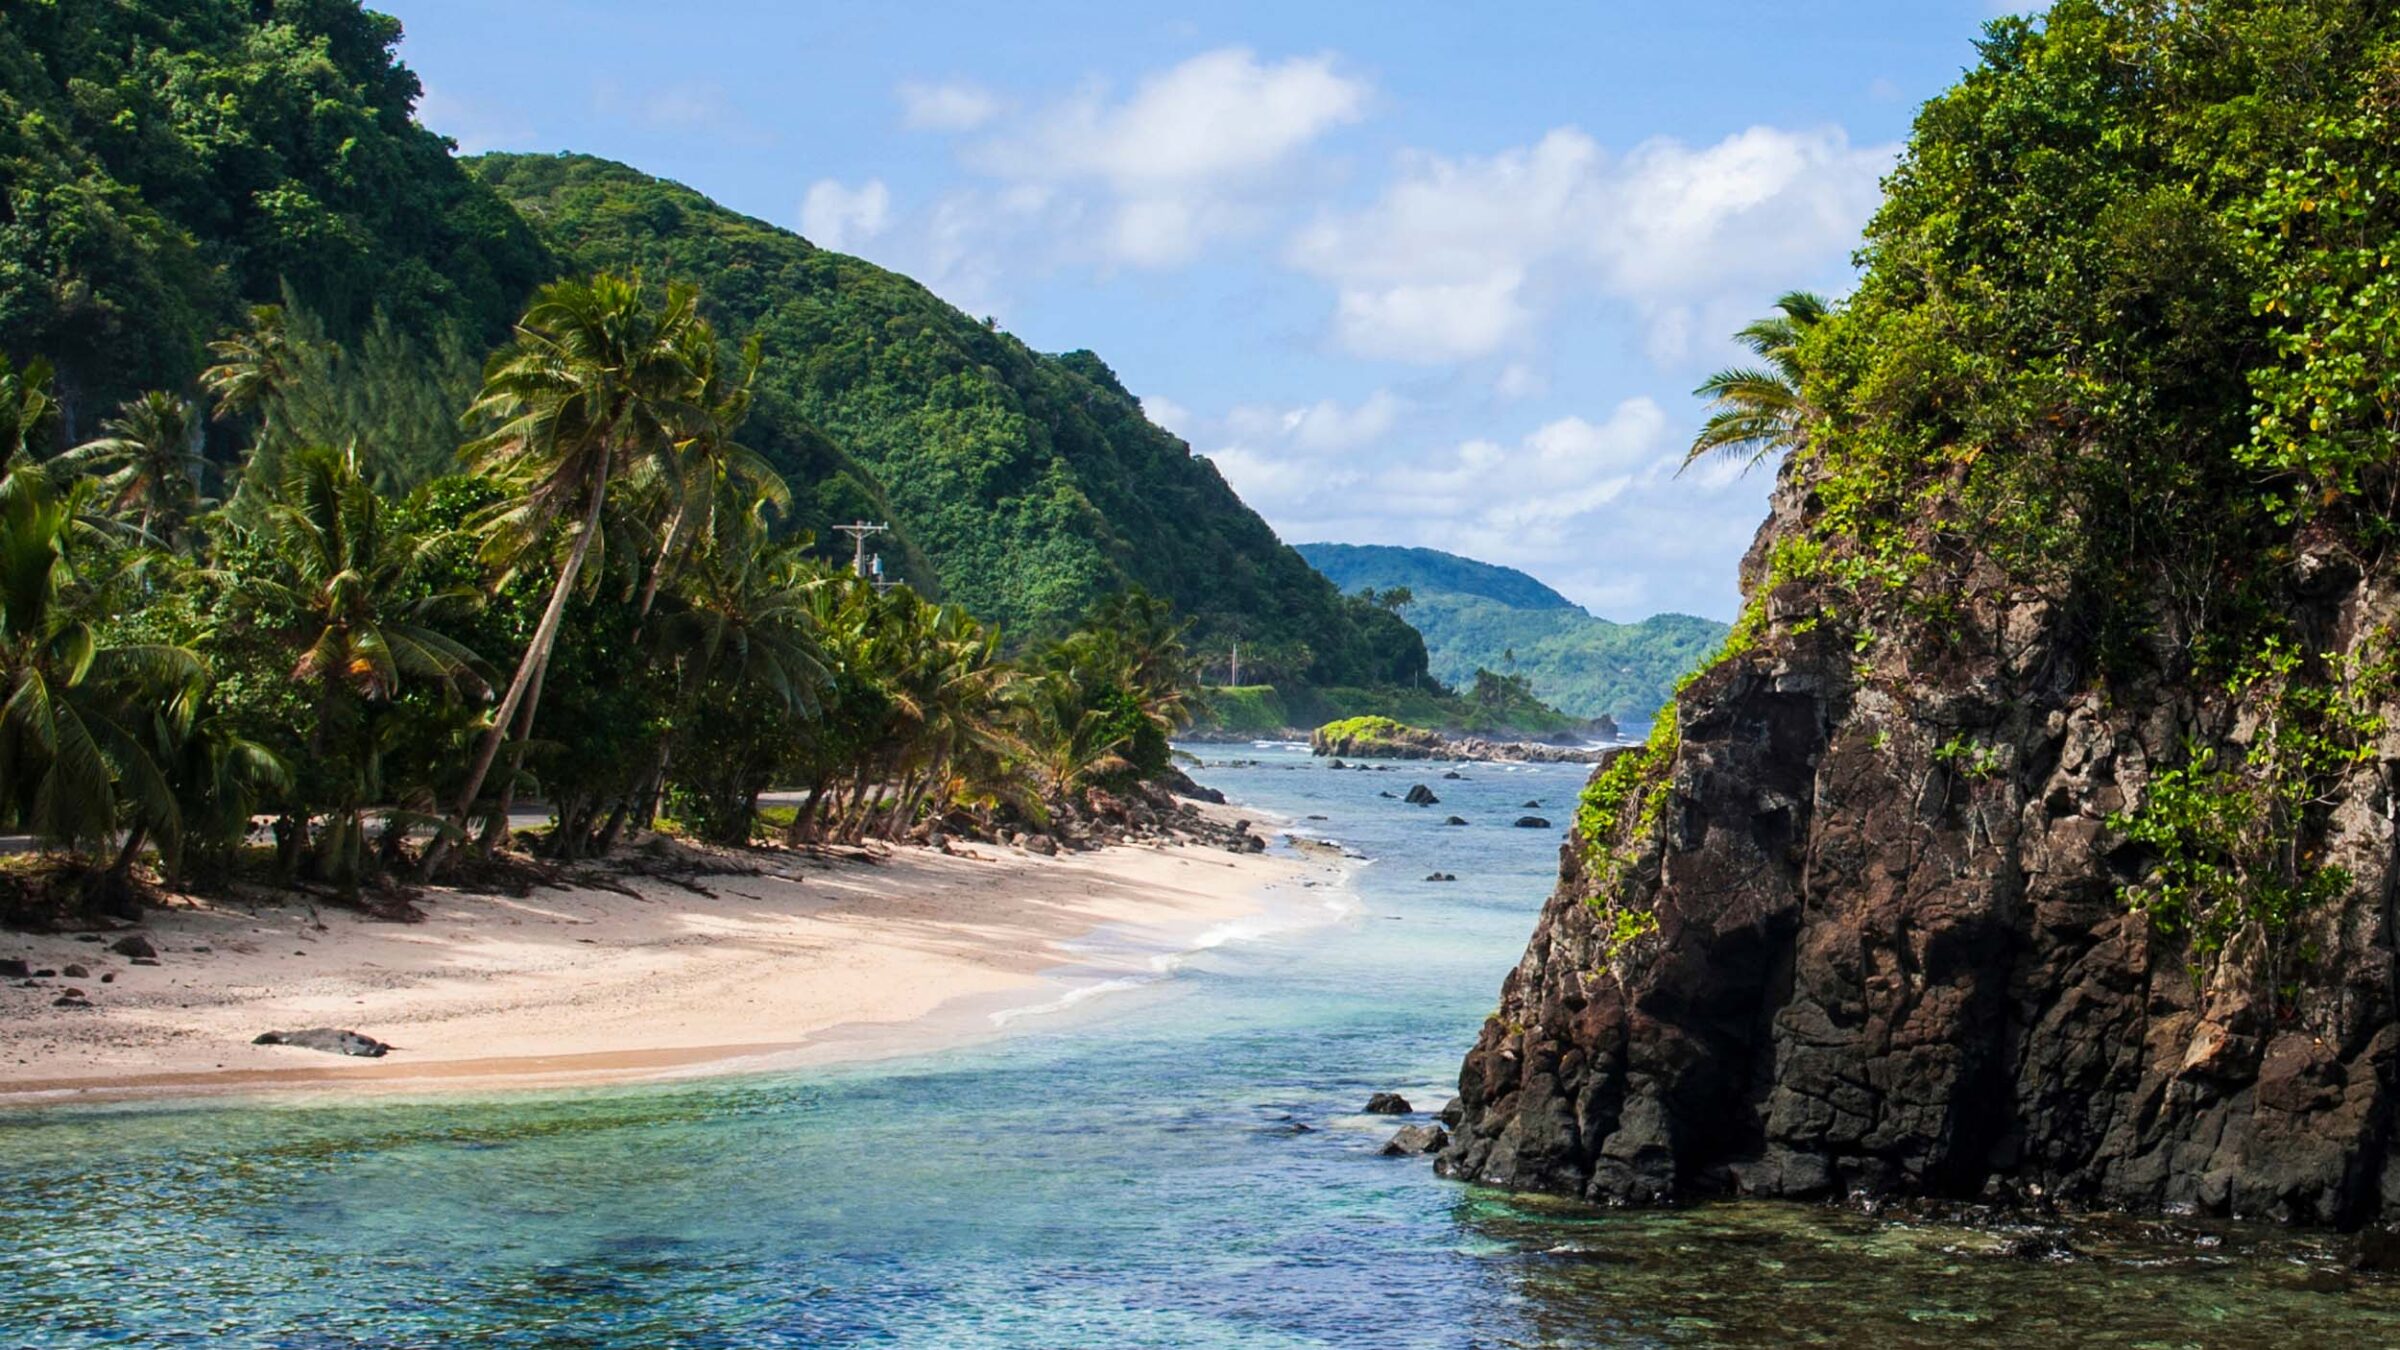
(468, 153), (1423, 683)
(1297, 543), (1724, 722)
(0, 0), (1424, 690)
(0, 0), (548, 433)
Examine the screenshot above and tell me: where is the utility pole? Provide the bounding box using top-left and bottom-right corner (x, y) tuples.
(1229, 642), (1240, 687)
(832, 521), (889, 582)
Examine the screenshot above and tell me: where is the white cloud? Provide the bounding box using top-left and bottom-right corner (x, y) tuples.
(416, 83), (535, 155)
(899, 80), (1002, 131)
(1193, 392), (1775, 618)
(1288, 124), (1891, 363)
(962, 47), (1368, 267)
(1495, 363), (1547, 400)
(1140, 395), (1195, 437)
(801, 179), (892, 252)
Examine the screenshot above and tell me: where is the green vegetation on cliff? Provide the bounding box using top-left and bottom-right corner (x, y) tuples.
(1295, 543), (1724, 723)
(1585, 0), (2400, 971)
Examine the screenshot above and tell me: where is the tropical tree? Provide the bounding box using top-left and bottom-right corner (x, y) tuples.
(1, 356), (59, 464)
(55, 391), (207, 550)
(651, 504), (830, 843)
(428, 272), (714, 871)
(1683, 290), (1830, 473)
(233, 445), (484, 895)
(0, 463), (202, 912)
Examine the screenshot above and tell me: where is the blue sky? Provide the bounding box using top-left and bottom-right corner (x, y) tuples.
(393, 1), (2029, 622)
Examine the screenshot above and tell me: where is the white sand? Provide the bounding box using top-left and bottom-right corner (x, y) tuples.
(0, 835), (1317, 1104)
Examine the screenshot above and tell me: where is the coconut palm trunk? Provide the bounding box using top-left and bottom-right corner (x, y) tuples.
(423, 469), (608, 878)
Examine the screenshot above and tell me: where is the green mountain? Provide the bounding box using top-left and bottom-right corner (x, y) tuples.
(464, 154), (1423, 683)
(0, 1), (1425, 690)
(1295, 543), (1726, 724)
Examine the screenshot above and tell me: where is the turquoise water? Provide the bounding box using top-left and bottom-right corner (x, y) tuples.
(4, 745), (2399, 1347)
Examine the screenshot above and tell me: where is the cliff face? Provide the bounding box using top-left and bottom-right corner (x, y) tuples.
(1438, 469), (2400, 1228)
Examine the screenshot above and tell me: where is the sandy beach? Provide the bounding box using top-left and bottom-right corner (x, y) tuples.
(0, 833), (1330, 1105)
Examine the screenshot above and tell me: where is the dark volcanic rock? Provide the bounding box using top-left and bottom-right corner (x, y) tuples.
(1443, 816), (1469, 827)
(1438, 1097), (1465, 1127)
(108, 934), (156, 959)
(253, 1028), (392, 1058)
(1426, 872), (1458, 883)
(1382, 1124), (1450, 1156)
(1403, 785), (1440, 806)
(1364, 1092), (1413, 1115)
(1437, 462), (2400, 1230)
(61, 963), (88, 979)
(1522, 800), (1544, 809)
(0, 959), (28, 978)
(1512, 816), (1552, 829)
(1442, 771), (1464, 780)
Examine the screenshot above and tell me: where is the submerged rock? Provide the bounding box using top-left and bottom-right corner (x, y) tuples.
(1443, 816), (1469, 827)
(253, 1028), (392, 1058)
(1364, 1092), (1413, 1115)
(1425, 873), (1458, 883)
(1512, 816), (1552, 829)
(1403, 784), (1440, 806)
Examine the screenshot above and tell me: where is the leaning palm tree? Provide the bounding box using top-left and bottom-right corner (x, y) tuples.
(200, 304), (303, 430)
(1682, 290), (1830, 473)
(631, 329), (783, 621)
(55, 391), (207, 550)
(426, 273), (712, 873)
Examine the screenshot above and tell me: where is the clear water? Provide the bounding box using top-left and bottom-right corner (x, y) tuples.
(3, 745), (2398, 1347)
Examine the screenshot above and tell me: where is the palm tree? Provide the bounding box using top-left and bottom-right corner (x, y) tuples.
(0, 463), (202, 912)
(0, 356), (58, 464)
(642, 503), (830, 843)
(200, 305), (303, 429)
(242, 445), (484, 894)
(428, 273), (712, 871)
(55, 391), (207, 550)
(1683, 290), (1829, 473)
(632, 330), (783, 622)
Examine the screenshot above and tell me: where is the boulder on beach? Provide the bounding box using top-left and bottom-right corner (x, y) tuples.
(1363, 1092), (1412, 1115)
(253, 1028), (392, 1058)
(1381, 1124), (1450, 1156)
(109, 934), (157, 959)
(1403, 785), (1440, 806)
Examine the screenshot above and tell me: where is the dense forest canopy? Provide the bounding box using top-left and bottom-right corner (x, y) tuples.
(0, 0), (549, 434)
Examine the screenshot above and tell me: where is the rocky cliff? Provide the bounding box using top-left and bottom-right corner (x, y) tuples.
(1438, 463), (2400, 1227)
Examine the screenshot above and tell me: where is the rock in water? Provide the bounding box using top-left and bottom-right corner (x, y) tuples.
(1512, 816), (1552, 829)
(1403, 784), (1440, 806)
(1437, 462), (2400, 1229)
(253, 1028), (392, 1058)
(1521, 800), (1543, 809)
(1363, 1092), (1412, 1115)
(1381, 1124), (1450, 1156)
(1437, 1097), (1465, 1127)
(1443, 816), (1469, 827)
(1425, 872), (1458, 883)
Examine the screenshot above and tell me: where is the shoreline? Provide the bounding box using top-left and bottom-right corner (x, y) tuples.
(0, 819), (1345, 1109)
